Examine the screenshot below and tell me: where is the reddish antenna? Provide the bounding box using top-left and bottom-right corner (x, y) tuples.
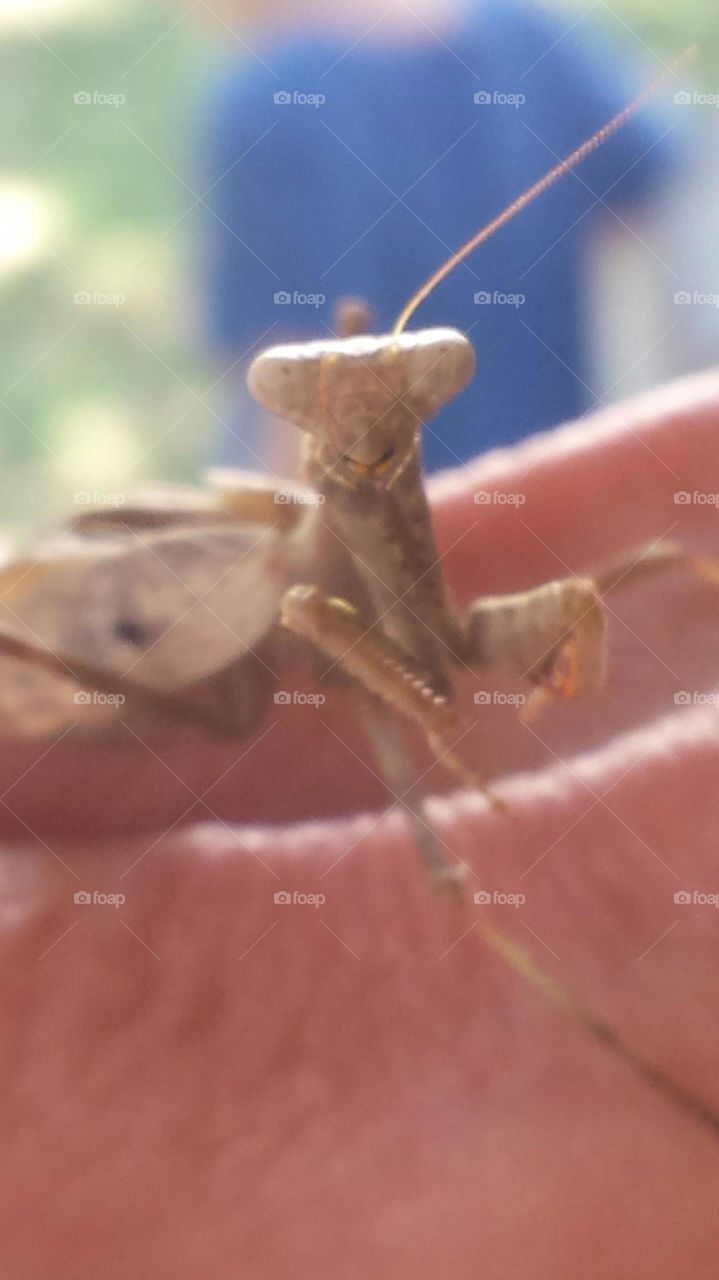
(393, 48), (696, 336)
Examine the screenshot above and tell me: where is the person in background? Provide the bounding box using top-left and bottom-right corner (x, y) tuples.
(202, 0), (684, 473)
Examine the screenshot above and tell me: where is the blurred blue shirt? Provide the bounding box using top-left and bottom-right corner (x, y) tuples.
(202, 1), (681, 472)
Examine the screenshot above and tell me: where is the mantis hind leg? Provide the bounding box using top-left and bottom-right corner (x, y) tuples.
(70, 472), (313, 536)
(590, 538), (719, 594)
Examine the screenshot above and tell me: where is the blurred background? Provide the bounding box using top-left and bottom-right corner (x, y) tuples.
(0, 0), (717, 535)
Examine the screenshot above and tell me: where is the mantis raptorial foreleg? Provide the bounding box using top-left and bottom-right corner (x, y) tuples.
(281, 583), (502, 807)
(284, 541), (719, 764)
(466, 541), (719, 722)
(465, 576), (606, 722)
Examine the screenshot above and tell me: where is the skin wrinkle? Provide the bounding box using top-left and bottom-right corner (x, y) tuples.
(4, 752), (716, 1274)
(0, 372), (718, 1275)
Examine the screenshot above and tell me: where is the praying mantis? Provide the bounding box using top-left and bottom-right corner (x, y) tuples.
(0, 51), (708, 804)
(1, 50), (718, 1139)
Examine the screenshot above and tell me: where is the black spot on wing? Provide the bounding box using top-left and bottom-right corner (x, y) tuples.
(113, 618), (149, 647)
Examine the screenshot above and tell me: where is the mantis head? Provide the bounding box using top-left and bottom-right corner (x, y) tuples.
(247, 327), (475, 486)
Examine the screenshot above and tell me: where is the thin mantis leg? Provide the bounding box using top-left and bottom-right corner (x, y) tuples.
(282, 584), (719, 1139)
(70, 473), (311, 535)
(356, 691), (467, 894)
(590, 539), (719, 595)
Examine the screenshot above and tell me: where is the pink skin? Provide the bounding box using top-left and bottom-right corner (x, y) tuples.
(1, 371), (719, 1277)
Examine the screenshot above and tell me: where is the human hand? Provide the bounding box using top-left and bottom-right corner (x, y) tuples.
(2, 370), (719, 1278)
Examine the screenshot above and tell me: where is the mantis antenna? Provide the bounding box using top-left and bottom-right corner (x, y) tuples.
(393, 48), (696, 336)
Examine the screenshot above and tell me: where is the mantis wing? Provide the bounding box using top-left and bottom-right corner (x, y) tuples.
(0, 523), (288, 737)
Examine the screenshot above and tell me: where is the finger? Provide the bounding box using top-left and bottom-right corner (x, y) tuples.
(2, 700), (719, 1278)
(432, 368), (719, 594)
